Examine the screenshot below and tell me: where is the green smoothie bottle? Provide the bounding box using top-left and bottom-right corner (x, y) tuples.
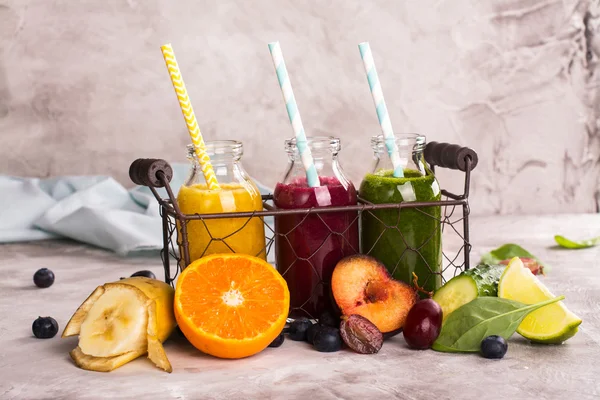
(359, 133), (442, 294)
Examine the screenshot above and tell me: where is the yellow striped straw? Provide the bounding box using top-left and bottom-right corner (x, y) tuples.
(160, 43), (220, 190)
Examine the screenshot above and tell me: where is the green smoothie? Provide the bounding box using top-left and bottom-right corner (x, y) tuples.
(359, 169), (442, 294)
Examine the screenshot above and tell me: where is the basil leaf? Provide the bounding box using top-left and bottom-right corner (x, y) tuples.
(554, 235), (600, 249)
(431, 295), (564, 353)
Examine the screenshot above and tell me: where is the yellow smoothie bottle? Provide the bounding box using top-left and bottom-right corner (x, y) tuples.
(176, 141), (266, 264)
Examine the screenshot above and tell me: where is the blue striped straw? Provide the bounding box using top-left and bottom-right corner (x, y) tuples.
(358, 42), (405, 178)
(268, 41), (320, 188)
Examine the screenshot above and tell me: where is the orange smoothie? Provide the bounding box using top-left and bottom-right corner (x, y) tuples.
(176, 183), (266, 263)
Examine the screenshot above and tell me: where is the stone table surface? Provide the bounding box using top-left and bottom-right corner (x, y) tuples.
(1, 214), (600, 400)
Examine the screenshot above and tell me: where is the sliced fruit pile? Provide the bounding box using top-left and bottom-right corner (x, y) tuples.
(62, 276), (176, 372)
(36, 249), (582, 371)
(426, 257), (582, 358)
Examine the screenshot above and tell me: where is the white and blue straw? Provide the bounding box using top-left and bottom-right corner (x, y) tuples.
(268, 41), (320, 188)
(359, 42), (405, 178)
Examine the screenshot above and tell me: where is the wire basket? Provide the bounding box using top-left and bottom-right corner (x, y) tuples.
(129, 141), (478, 318)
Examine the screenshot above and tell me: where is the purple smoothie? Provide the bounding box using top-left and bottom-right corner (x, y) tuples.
(273, 176), (359, 318)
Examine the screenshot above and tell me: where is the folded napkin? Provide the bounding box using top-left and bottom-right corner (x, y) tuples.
(0, 164), (273, 256)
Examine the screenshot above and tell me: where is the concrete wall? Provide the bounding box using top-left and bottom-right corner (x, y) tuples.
(1, 0), (599, 215)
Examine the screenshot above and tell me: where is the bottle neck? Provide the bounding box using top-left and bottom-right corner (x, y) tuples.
(279, 136), (353, 188)
(370, 133), (429, 176)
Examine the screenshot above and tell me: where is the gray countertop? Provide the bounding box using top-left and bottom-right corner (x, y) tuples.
(1, 214), (599, 400)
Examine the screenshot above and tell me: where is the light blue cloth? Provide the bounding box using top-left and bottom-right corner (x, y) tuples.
(0, 163), (273, 256)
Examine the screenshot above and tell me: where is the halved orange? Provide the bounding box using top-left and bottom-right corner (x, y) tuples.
(174, 254), (290, 359)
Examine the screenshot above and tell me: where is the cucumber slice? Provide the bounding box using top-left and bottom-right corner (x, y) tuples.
(432, 275), (478, 322)
(433, 264), (506, 322)
(462, 264), (505, 297)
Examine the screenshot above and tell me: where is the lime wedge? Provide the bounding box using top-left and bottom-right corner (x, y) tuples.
(498, 257), (582, 344)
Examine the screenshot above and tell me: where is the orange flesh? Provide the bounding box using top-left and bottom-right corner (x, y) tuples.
(175, 254), (289, 359)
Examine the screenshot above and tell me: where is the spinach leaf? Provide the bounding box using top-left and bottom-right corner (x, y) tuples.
(554, 235), (600, 249)
(480, 243), (536, 264)
(479, 243), (548, 273)
(431, 295), (564, 353)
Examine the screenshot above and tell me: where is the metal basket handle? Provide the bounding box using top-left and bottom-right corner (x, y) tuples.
(129, 158), (173, 188)
(424, 142), (478, 172)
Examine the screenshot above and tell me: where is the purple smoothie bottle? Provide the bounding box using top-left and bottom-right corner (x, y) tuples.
(273, 136), (359, 318)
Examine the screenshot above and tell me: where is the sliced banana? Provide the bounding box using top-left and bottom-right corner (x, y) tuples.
(63, 277), (176, 373)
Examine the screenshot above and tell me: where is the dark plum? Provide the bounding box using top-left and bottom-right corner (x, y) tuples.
(313, 327), (342, 352)
(481, 335), (508, 359)
(306, 322), (322, 344)
(33, 268), (55, 288)
(131, 270), (156, 279)
(32, 317), (58, 339)
(318, 311), (338, 327)
(288, 317), (312, 341)
(403, 299), (443, 349)
(268, 331), (285, 348)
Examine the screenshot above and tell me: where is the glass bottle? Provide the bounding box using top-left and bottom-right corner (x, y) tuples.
(273, 136), (359, 318)
(176, 140), (266, 265)
(359, 133), (442, 293)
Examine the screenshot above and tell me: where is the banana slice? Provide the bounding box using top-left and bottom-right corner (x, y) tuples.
(63, 277), (176, 373)
(78, 284), (149, 358)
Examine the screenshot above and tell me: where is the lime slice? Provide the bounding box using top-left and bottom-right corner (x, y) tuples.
(498, 257), (582, 344)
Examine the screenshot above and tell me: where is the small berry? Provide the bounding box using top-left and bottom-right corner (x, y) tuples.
(268, 332), (285, 348)
(313, 327), (342, 352)
(130, 270), (156, 279)
(481, 335), (508, 359)
(32, 317), (58, 339)
(288, 317), (312, 341)
(33, 268), (55, 288)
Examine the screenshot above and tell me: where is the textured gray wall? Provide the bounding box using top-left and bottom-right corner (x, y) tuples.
(1, 0), (599, 215)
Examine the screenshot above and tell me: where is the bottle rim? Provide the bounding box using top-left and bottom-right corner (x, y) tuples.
(186, 140), (243, 158)
(284, 136), (341, 153)
(370, 133), (425, 150)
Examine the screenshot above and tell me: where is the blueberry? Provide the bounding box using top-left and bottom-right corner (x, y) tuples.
(318, 311), (338, 328)
(288, 317), (312, 341)
(268, 331), (285, 348)
(130, 270), (156, 279)
(481, 335), (508, 359)
(306, 322), (322, 344)
(33, 268), (55, 288)
(313, 327), (342, 352)
(32, 317), (58, 339)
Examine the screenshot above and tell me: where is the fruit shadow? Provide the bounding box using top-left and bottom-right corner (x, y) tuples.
(547, 245), (589, 251)
(15, 285), (47, 291)
(16, 335), (77, 360)
(164, 331), (216, 360)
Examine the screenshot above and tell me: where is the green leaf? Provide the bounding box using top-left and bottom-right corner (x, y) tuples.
(480, 243), (535, 264)
(554, 235), (600, 249)
(479, 243), (549, 273)
(431, 295), (565, 353)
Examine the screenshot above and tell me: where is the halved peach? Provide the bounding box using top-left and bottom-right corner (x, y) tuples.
(331, 254), (418, 333)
